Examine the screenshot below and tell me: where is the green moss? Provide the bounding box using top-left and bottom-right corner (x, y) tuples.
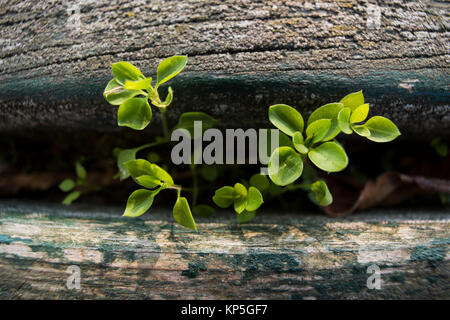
(410, 245), (446, 267)
(30, 244), (64, 259)
(181, 261), (207, 278)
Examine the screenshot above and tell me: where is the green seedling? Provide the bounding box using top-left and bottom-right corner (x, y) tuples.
(59, 161), (100, 205)
(213, 90), (400, 221)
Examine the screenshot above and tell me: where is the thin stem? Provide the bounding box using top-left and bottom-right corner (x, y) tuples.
(190, 164), (199, 206)
(136, 139), (168, 152)
(160, 108), (170, 140)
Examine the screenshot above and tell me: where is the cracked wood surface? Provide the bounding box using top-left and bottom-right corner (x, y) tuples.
(0, 0), (449, 137)
(0, 201), (448, 299)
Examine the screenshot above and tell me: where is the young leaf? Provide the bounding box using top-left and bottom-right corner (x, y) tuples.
(173, 196), (197, 231)
(112, 62), (144, 85)
(117, 97), (152, 130)
(62, 190), (82, 205)
(124, 78), (153, 90)
(237, 210), (256, 224)
(156, 55), (188, 86)
(126, 159), (174, 186)
(292, 131), (309, 154)
(250, 174), (270, 192)
(200, 165), (218, 182)
(308, 180), (333, 206)
(59, 179), (75, 192)
(268, 146), (303, 186)
(340, 90), (364, 111)
(352, 124), (370, 137)
(164, 87), (173, 106)
(174, 112), (216, 137)
(104, 78), (142, 105)
(307, 103), (344, 141)
(193, 204), (216, 218)
(363, 116), (401, 142)
(306, 119), (332, 144)
(117, 147), (141, 180)
(337, 107), (352, 134)
(350, 104), (369, 123)
(124, 189), (156, 217)
(308, 141), (348, 172)
(268, 104), (304, 137)
(213, 186), (235, 208)
(233, 183), (248, 214)
(135, 175), (161, 189)
(246, 187), (264, 211)
(75, 162), (87, 180)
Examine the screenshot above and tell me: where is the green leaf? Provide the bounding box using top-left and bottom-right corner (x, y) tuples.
(118, 98), (152, 130)
(213, 186), (235, 208)
(112, 62), (144, 85)
(135, 175), (161, 189)
(156, 55), (188, 86)
(308, 180), (333, 206)
(200, 166), (218, 182)
(237, 210), (256, 224)
(249, 174), (270, 191)
(173, 196), (197, 231)
(233, 183), (248, 214)
(430, 138), (448, 157)
(306, 119), (332, 144)
(363, 116), (401, 142)
(123, 189), (156, 217)
(124, 78), (152, 90)
(350, 104), (369, 123)
(164, 87), (173, 106)
(174, 112), (216, 137)
(59, 179), (75, 192)
(246, 187), (263, 211)
(104, 79), (142, 105)
(268, 146), (303, 186)
(126, 159), (174, 186)
(117, 147), (140, 180)
(307, 103), (344, 141)
(337, 107), (352, 134)
(308, 141), (349, 172)
(75, 162), (87, 180)
(193, 204), (216, 218)
(292, 131), (309, 154)
(352, 124), (370, 137)
(260, 130), (294, 159)
(340, 90), (364, 111)
(268, 104), (304, 137)
(62, 191), (82, 205)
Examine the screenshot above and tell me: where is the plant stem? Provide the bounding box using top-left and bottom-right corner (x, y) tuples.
(190, 164), (198, 206)
(160, 108), (170, 140)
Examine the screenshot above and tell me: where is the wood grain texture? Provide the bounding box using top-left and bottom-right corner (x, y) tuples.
(0, 202), (448, 299)
(0, 0), (448, 136)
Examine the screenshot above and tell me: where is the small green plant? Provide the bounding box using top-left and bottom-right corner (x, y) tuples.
(213, 90), (401, 217)
(103, 55), (218, 231)
(102, 55), (401, 230)
(59, 161), (99, 205)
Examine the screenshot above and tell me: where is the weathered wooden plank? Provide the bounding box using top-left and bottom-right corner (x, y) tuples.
(0, 201), (448, 299)
(0, 0), (448, 136)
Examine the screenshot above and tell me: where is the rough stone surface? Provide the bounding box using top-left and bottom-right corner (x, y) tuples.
(0, 200), (449, 299)
(0, 0), (449, 137)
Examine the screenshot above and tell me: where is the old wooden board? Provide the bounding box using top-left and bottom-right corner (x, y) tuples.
(0, 200), (448, 299)
(0, 0), (448, 137)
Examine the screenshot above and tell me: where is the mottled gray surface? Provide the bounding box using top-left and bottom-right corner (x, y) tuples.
(0, 0), (449, 137)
